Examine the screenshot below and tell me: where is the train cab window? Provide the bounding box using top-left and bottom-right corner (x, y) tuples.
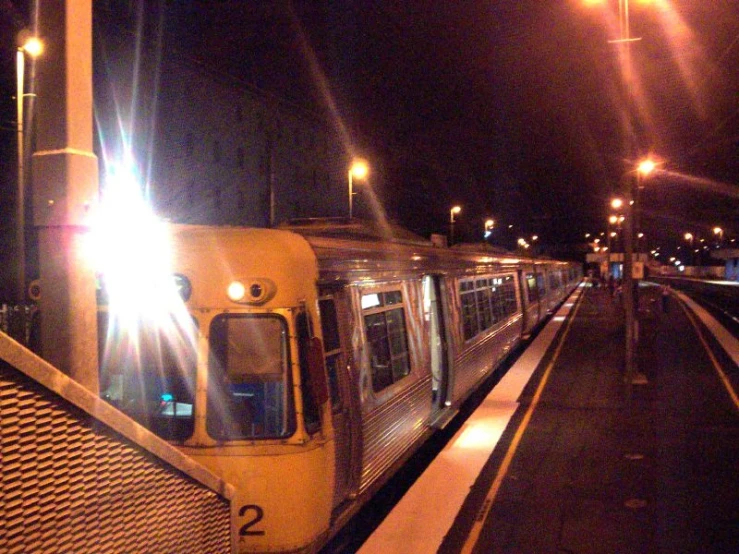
(98, 312), (197, 442)
(319, 297), (343, 411)
(362, 290), (411, 393)
(207, 314), (295, 440)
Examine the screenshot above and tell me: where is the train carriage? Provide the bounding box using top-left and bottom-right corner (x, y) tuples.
(96, 218), (581, 553)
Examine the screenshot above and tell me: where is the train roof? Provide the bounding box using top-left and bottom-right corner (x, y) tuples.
(278, 218), (559, 281)
(163, 222), (576, 294)
(278, 217), (431, 246)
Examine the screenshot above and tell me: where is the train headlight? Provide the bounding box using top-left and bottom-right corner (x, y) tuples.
(227, 278), (276, 305)
(227, 281), (247, 302)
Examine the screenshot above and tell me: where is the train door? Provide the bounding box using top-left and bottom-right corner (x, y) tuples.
(318, 287), (356, 512)
(517, 268), (533, 336)
(423, 275), (450, 409)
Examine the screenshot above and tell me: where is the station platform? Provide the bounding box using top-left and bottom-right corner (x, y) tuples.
(359, 281), (739, 554)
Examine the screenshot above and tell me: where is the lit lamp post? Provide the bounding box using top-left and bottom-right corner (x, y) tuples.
(684, 232), (694, 266)
(484, 218), (495, 240)
(586, 0), (657, 387)
(15, 34), (44, 302)
(449, 205), (461, 245)
(348, 158), (369, 219)
(623, 159), (654, 386)
(608, 214), (619, 277)
(634, 158), (655, 255)
(713, 226), (724, 247)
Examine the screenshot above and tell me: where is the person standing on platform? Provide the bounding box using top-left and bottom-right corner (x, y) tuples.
(661, 284), (671, 313)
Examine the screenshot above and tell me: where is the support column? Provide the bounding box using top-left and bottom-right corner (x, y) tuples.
(32, 0), (99, 392)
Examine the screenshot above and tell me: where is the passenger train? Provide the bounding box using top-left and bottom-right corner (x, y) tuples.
(96, 218), (581, 553)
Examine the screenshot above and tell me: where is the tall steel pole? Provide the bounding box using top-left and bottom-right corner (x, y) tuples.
(15, 48), (26, 303)
(32, 0), (99, 392)
(609, 0), (646, 385)
(348, 169), (354, 219)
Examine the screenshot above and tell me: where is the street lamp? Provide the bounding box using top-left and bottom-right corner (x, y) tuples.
(634, 158), (655, 254)
(587, 0), (659, 386)
(16, 33), (43, 302)
(713, 226), (724, 247)
(484, 218), (495, 239)
(449, 205), (461, 245)
(684, 232), (695, 266)
(348, 158), (369, 219)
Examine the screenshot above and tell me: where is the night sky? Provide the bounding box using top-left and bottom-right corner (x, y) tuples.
(2, 0), (738, 254)
(184, 0), (739, 250)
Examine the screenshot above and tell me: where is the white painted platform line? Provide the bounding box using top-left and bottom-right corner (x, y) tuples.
(674, 289), (739, 368)
(358, 288), (583, 554)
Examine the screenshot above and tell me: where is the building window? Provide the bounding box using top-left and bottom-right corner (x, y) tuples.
(362, 290), (410, 392)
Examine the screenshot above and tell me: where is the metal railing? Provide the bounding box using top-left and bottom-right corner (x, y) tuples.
(0, 303), (38, 349)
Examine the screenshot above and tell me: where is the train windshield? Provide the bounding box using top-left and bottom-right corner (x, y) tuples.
(207, 314), (295, 440)
(98, 312), (198, 441)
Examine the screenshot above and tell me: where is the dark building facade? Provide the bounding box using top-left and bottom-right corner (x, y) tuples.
(93, 7), (349, 229)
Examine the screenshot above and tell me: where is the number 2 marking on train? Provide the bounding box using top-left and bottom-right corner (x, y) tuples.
(238, 504), (266, 536)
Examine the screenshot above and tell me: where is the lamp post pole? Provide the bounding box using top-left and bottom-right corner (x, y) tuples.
(15, 37), (42, 302)
(684, 233), (694, 267)
(16, 47), (27, 303)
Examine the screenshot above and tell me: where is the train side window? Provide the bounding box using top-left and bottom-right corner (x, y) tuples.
(491, 275), (518, 319)
(207, 314), (296, 440)
(319, 297), (343, 411)
(537, 274), (546, 299)
(362, 290), (411, 393)
(526, 273), (538, 303)
(459, 275), (518, 342)
(459, 281), (479, 340)
(475, 278), (495, 331)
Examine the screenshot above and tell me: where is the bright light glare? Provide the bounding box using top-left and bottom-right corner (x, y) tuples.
(22, 37), (44, 57)
(638, 159), (656, 175)
(87, 165), (182, 327)
(349, 159), (369, 179)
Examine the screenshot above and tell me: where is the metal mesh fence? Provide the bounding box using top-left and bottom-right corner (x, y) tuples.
(0, 359), (231, 554)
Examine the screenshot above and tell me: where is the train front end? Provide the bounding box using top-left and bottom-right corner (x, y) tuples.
(97, 224), (335, 553)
